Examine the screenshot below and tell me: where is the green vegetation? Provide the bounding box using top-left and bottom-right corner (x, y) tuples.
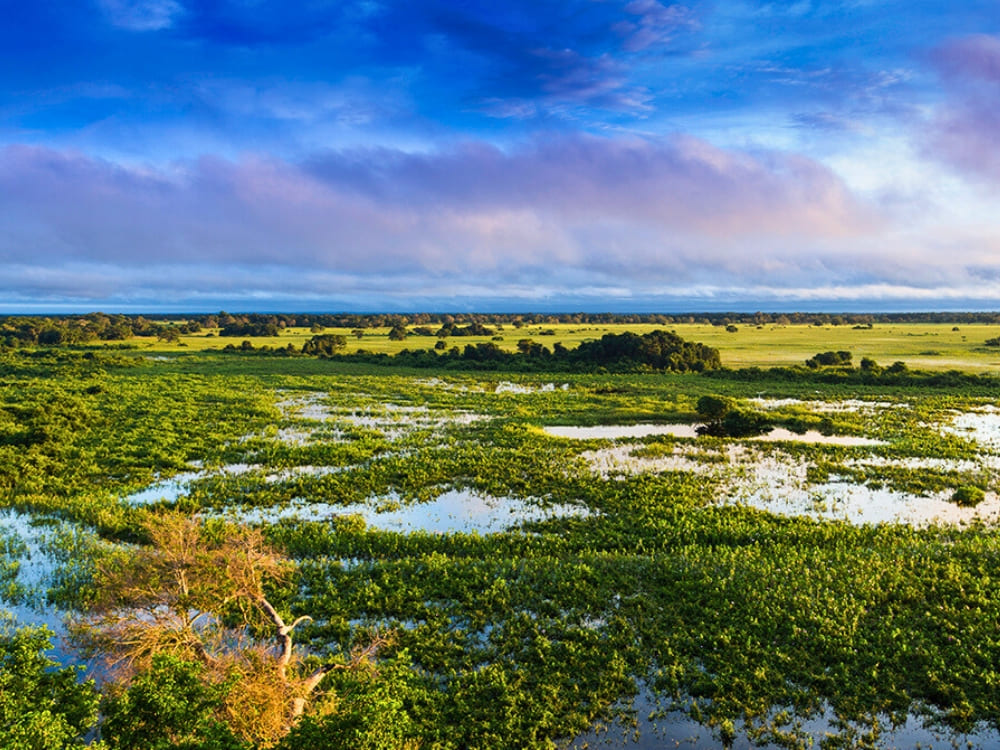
(1, 616), (100, 749)
(3, 323), (1000, 748)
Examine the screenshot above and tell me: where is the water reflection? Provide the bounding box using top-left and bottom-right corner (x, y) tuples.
(543, 424), (883, 445)
(545, 424), (701, 439)
(566, 683), (1000, 749)
(225, 489), (590, 534)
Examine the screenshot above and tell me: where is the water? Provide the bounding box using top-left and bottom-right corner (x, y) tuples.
(545, 424), (702, 439)
(753, 428), (884, 446)
(566, 684), (1000, 749)
(225, 489), (590, 534)
(749, 398), (906, 413)
(544, 424), (883, 445)
(495, 381), (570, 394)
(580, 444), (998, 527)
(941, 408), (1000, 449)
(0, 509), (76, 660)
(728, 460), (1000, 527)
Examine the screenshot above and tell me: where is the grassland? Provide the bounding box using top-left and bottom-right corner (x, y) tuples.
(132, 321), (1000, 372)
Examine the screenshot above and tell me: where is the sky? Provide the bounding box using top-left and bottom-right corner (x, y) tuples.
(1, 0), (999, 313)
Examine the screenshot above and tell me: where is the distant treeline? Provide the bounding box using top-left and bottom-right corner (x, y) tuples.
(6, 310), (1000, 346)
(242, 330), (722, 373)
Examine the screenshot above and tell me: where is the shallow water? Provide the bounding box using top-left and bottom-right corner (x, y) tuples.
(581, 444), (999, 527)
(941, 408), (1000, 449)
(749, 398), (906, 413)
(0, 509), (75, 657)
(225, 488), (590, 534)
(730, 467), (1000, 527)
(752, 428), (885, 446)
(545, 424), (701, 439)
(495, 381), (570, 394)
(544, 423), (883, 446)
(566, 683), (1000, 749)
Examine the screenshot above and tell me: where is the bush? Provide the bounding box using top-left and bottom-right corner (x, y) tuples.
(0, 621), (99, 750)
(952, 486), (986, 507)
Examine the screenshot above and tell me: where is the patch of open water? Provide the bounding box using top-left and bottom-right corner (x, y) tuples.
(545, 424), (701, 439)
(941, 407), (1000, 449)
(749, 398), (907, 413)
(545, 423), (883, 446)
(123, 463), (349, 505)
(0, 510), (80, 660)
(223, 489), (590, 534)
(728, 459), (1000, 527)
(581, 444), (1000, 527)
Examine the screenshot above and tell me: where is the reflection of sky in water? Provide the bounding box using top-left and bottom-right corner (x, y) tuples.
(569, 683), (1000, 749)
(124, 464), (345, 505)
(545, 424), (700, 439)
(544, 424), (883, 445)
(737, 479), (1000, 527)
(942, 408), (1000, 449)
(226, 489), (589, 534)
(0, 509), (74, 659)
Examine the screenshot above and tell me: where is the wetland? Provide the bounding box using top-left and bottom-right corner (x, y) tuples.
(4, 320), (1000, 748)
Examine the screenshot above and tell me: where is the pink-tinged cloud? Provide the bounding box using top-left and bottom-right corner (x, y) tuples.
(305, 134), (877, 239)
(925, 34), (1000, 185)
(0, 134), (886, 304)
(933, 34), (1000, 83)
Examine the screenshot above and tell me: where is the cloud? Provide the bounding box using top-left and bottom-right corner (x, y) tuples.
(99, 0), (184, 31)
(616, 1), (695, 52)
(0, 134), (898, 309)
(924, 34), (1000, 185)
(303, 134), (877, 240)
(933, 34), (1000, 83)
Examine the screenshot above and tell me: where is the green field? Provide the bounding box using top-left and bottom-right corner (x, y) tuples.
(132, 322), (1000, 372)
(4, 327), (1000, 749)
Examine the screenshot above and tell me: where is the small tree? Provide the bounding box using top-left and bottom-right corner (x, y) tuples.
(388, 325), (408, 341)
(302, 334), (347, 357)
(71, 514), (385, 747)
(157, 327), (181, 343)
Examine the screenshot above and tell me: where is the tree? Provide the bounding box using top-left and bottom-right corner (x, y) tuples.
(388, 325), (408, 341)
(1, 617), (100, 750)
(805, 351), (852, 368)
(157, 327), (181, 343)
(71, 514), (385, 747)
(696, 395), (732, 422)
(302, 334), (347, 357)
(695, 395), (771, 438)
(101, 653), (247, 750)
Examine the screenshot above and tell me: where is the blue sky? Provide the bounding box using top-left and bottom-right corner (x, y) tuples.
(2, 0), (999, 312)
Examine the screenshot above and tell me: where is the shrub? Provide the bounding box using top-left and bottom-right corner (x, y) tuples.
(952, 486), (986, 507)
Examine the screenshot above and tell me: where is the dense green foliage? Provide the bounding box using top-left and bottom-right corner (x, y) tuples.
(0, 618), (100, 749)
(101, 655), (247, 750)
(328, 329), (722, 372)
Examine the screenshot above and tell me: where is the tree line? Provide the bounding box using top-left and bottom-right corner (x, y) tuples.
(8, 310), (1000, 347)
